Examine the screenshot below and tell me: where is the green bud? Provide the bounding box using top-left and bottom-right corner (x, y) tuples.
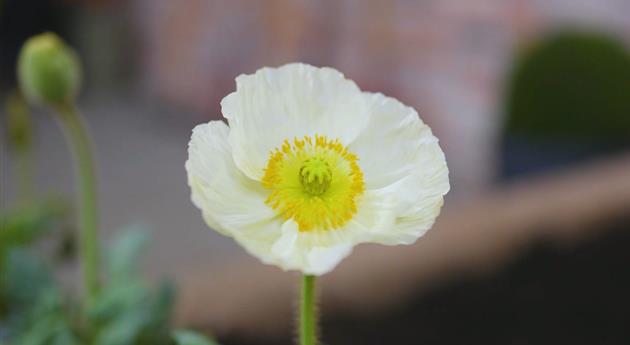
(17, 32), (82, 106)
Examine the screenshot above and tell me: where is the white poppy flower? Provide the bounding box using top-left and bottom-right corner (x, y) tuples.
(186, 63), (449, 275)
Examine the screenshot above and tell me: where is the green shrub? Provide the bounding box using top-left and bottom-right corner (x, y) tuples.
(504, 30), (630, 142)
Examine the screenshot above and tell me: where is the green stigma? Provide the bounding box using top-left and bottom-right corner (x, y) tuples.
(299, 157), (332, 196)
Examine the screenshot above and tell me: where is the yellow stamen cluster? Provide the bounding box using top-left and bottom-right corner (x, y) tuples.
(262, 135), (364, 232)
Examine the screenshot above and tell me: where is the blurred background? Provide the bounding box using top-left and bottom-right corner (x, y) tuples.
(1, 0), (630, 344)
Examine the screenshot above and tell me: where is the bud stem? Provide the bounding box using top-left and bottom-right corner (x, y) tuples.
(15, 149), (35, 203)
(6, 90), (35, 202)
(300, 274), (318, 345)
(53, 102), (100, 307)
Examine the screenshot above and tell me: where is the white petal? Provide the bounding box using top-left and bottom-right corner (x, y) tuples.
(221, 63), (369, 180)
(271, 220), (299, 259)
(185, 121), (275, 235)
(306, 243), (354, 276)
(233, 219), (354, 275)
(348, 92), (450, 245)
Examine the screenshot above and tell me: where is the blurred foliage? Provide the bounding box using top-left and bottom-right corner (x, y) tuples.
(504, 30), (630, 141)
(88, 227), (175, 345)
(0, 199), (67, 262)
(0, 219), (217, 345)
(0, 199), (69, 318)
(3, 250), (79, 345)
(3, 29), (217, 345)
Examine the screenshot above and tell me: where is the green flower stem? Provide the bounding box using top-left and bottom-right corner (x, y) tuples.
(53, 102), (100, 306)
(300, 274), (318, 345)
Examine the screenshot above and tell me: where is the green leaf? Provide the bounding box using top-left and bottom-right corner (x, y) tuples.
(10, 286), (79, 345)
(89, 280), (147, 321)
(106, 226), (150, 281)
(173, 330), (219, 345)
(0, 199), (68, 317)
(93, 309), (148, 345)
(4, 249), (54, 310)
(0, 199), (68, 256)
(90, 227), (176, 345)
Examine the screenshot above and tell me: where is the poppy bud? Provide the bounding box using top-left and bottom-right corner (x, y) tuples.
(18, 32), (81, 106)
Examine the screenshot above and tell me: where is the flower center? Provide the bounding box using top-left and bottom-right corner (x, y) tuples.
(299, 157), (332, 196)
(262, 135), (364, 232)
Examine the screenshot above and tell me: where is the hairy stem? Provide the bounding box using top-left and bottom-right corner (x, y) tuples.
(300, 274), (318, 345)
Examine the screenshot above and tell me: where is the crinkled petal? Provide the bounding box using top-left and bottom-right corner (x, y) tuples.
(185, 121), (275, 235)
(221, 63), (369, 180)
(347, 92), (450, 245)
(233, 219), (354, 275)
